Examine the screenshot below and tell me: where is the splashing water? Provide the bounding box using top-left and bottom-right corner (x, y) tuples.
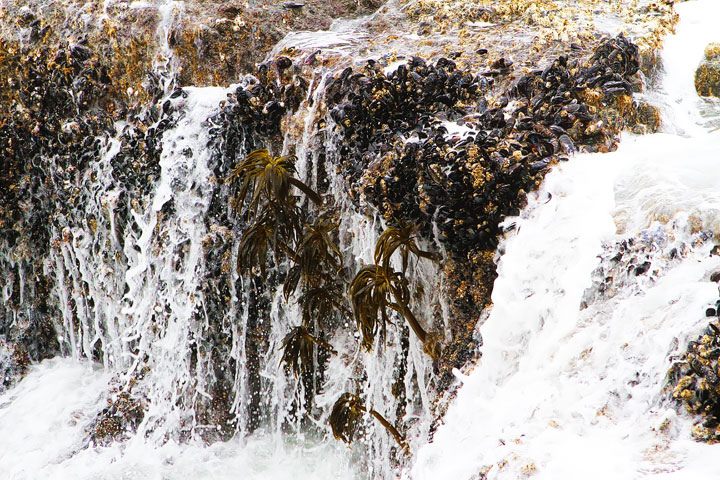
(0, 358), (358, 479)
(2, 1), (720, 479)
(0, 30), (439, 480)
(412, 1), (720, 479)
(0, 82), (367, 478)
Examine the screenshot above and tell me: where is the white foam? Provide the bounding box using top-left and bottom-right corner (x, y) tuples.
(0, 358), (358, 480)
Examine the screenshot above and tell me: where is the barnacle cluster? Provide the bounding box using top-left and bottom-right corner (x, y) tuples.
(583, 226), (715, 308)
(671, 309), (720, 442)
(326, 35), (644, 261)
(208, 62), (309, 159)
(0, 0), (377, 95)
(695, 43), (720, 98)
(0, 0), (685, 461)
(0, 37), (113, 389)
(88, 371), (147, 445)
(399, 0), (677, 76)
(0, 26), (182, 414)
(319, 35), (657, 394)
(0, 31), (178, 257)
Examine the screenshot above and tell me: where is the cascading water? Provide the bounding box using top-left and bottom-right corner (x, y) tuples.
(412, 1), (720, 478)
(1, 0), (719, 479)
(0, 82), (368, 477)
(0, 0), (443, 475)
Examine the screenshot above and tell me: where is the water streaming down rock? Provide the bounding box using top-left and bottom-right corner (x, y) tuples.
(30, 81), (441, 475)
(0, 5), (444, 476)
(48, 86), (233, 441)
(1, 0), (719, 478)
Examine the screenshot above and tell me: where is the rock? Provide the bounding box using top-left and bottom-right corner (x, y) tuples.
(634, 261), (652, 276)
(217, 4), (243, 18)
(711, 270), (720, 282)
(0, 0), (687, 461)
(632, 100), (661, 134)
(0, 0), (379, 96)
(670, 315), (720, 442)
(695, 43), (720, 97)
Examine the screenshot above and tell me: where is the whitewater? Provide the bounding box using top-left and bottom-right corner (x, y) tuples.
(413, 1), (720, 478)
(1, 1), (720, 479)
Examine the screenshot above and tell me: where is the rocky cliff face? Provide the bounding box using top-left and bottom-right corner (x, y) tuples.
(0, 0), (680, 472)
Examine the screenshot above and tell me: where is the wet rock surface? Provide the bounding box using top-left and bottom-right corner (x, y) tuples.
(579, 222), (720, 446)
(327, 36), (644, 256)
(695, 43), (720, 98)
(88, 371), (147, 446)
(268, 0), (678, 87)
(0, 35), (176, 391)
(584, 224), (714, 309)
(319, 34), (658, 390)
(197, 29), (669, 412)
(0, 0), (684, 465)
(0, 0), (378, 101)
(664, 240), (720, 444)
(670, 303), (720, 442)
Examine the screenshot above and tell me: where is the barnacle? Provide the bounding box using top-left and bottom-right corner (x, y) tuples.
(670, 316), (720, 442)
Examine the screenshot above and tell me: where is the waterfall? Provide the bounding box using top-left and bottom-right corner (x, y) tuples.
(1, 2), (443, 475)
(0, 73), (442, 474)
(412, 1), (720, 478)
(1, 0), (719, 478)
